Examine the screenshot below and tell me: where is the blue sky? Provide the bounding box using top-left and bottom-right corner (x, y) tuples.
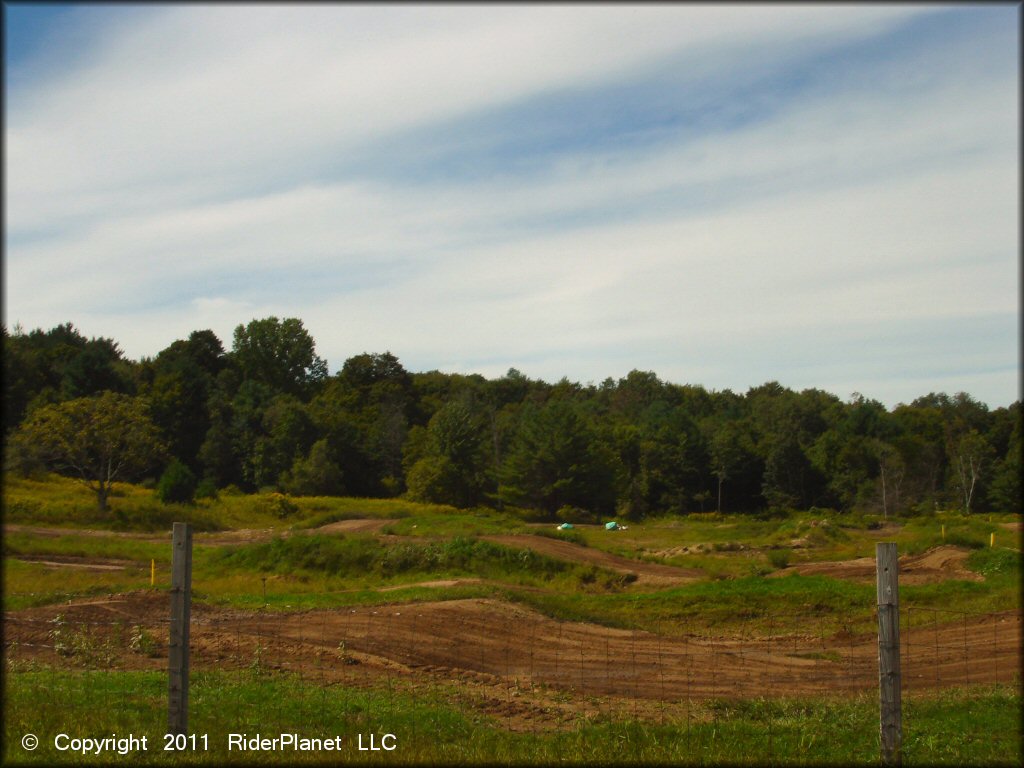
(3, 4), (1020, 408)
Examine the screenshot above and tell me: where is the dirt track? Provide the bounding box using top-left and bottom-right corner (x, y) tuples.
(5, 591), (1019, 730)
(4, 519), (393, 547)
(5, 523), (1020, 729)
(771, 546), (984, 585)
(482, 535), (703, 586)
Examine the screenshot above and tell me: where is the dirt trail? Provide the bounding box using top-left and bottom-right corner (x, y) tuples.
(7, 591), (1018, 730)
(4, 524), (169, 541)
(482, 534), (702, 586)
(770, 546), (984, 585)
(9, 554), (133, 571)
(4, 519), (393, 547)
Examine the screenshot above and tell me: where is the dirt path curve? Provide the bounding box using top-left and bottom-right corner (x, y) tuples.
(770, 546), (984, 585)
(4, 519), (393, 547)
(6, 593), (1018, 710)
(481, 535), (701, 587)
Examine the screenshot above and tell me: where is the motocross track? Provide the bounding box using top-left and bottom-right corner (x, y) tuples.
(770, 546), (984, 585)
(482, 534), (703, 587)
(5, 590), (1019, 730)
(5, 522), (1020, 730)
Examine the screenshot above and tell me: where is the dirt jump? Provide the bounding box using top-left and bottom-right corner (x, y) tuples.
(482, 534), (703, 587)
(770, 546), (984, 585)
(5, 590), (1019, 730)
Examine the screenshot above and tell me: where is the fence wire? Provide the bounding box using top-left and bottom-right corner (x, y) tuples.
(4, 588), (1021, 764)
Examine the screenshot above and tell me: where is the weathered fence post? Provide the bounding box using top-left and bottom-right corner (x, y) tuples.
(876, 542), (902, 766)
(168, 522), (193, 735)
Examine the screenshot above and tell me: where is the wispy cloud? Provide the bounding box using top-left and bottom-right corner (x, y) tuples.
(4, 5), (1018, 407)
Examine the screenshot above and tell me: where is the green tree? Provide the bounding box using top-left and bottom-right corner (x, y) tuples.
(247, 394), (316, 490)
(158, 459), (198, 505)
(10, 392), (165, 511)
(231, 317), (328, 398)
(404, 398), (489, 507)
(405, 455), (462, 506)
(142, 331), (226, 471)
(948, 429), (994, 515)
(707, 420), (753, 513)
(987, 404), (1022, 513)
(197, 369), (244, 488)
(281, 438), (344, 497)
(498, 400), (616, 517)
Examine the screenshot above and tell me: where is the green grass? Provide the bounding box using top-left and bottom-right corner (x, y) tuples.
(529, 526), (589, 546)
(3, 668), (1019, 765)
(3, 530), (175, 562)
(377, 509), (526, 537)
(4, 474), (1021, 765)
(2, 559), (157, 609)
(501, 573), (875, 636)
(203, 534), (624, 597)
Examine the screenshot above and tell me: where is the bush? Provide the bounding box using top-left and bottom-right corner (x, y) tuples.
(967, 547), (1022, 577)
(281, 439), (343, 497)
(768, 548), (792, 569)
(532, 527), (588, 546)
(157, 460), (197, 505)
(195, 477), (219, 500)
(255, 492), (299, 518)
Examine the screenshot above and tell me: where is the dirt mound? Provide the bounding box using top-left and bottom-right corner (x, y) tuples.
(6, 590), (1019, 731)
(377, 578), (482, 592)
(481, 534), (702, 586)
(4, 524), (167, 541)
(770, 546), (983, 585)
(10, 554), (133, 571)
(310, 519), (393, 535)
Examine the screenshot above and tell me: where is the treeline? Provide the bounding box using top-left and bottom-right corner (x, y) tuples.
(3, 318), (1020, 518)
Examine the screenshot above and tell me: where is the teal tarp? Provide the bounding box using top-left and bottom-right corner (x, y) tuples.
(558, 523), (574, 530)
(604, 521), (618, 530)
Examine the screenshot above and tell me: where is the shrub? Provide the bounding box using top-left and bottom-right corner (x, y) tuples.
(768, 548), (792, 569)
(255, 492), (299, 518)
(195, 477), (219, 500)
(532, 527), (588, 546)
(967, 547), (1022, 577)
(282, 439), (343, 497)
(157, 460), (197, 505)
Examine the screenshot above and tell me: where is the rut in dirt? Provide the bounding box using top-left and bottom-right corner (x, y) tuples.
(6, 593), (1019, 702)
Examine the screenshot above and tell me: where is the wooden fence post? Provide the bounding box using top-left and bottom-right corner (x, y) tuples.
(168, 522), (193, 735)
(876, 542), (902, 766)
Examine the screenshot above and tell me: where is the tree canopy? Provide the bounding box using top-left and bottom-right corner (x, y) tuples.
(10, 391), (165, 511)
(3, 319), (1020, 518)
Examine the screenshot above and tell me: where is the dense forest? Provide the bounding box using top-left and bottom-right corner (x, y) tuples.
(3, 318), (1020, 518)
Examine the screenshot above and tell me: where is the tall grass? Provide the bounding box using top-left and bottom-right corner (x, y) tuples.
(3, 668), (1019, 765)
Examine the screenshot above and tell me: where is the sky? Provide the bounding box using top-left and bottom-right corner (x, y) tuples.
(3, 3), (1020, 409)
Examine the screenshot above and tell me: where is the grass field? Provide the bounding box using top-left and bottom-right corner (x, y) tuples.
(3, 473), (1021, 765)
(3, 669), (1019, 765)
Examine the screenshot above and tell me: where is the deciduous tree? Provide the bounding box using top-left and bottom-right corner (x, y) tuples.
(10, 392), (165, 511)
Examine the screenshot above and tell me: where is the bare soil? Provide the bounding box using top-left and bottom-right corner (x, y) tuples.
(5, 591), (1019, 731)
(482, 535), (703, 587)
(5, 523), (1019, 731)
(4, 519), (393, 547)
(9, 554), (132, 571)
(770, 546), (983, 585)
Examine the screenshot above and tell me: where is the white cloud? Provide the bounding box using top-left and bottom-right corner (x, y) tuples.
(4, 5), (1018, 407)
(6, 5), (927, 234)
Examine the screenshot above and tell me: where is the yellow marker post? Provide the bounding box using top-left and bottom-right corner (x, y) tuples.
(990, 532), (995, 548)
(941, 525), (945, 541)
(151, 559), (155, 586)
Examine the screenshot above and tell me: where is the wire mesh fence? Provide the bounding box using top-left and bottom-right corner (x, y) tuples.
(3, 587), (1021, 764)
